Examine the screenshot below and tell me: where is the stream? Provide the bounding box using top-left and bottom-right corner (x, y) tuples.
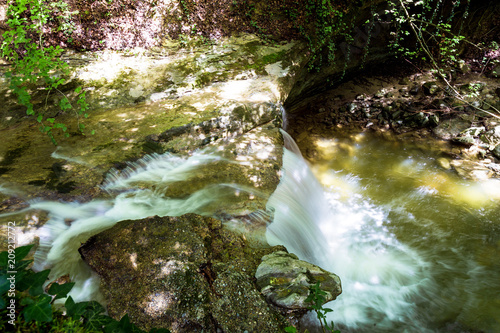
(269, 132), (500, 332)
(10, 130), (497, 332)
(2, 121), (500, 332)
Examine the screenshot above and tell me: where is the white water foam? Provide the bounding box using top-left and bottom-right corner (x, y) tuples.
(266, 146), (434, 332)
(32, 151), (245, 303)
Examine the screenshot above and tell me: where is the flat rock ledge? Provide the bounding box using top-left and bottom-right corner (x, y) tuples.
(255, 251), (342, 309)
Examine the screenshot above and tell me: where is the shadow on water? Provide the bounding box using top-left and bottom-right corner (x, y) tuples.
(0, 145), (30, 175)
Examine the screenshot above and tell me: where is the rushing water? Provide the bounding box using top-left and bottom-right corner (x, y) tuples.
(28, 151), (263, 304)
(3, 129), (500, 332)
(268, 132), (500, 333)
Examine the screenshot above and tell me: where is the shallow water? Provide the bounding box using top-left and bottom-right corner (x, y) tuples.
(268, 133), (500, 332)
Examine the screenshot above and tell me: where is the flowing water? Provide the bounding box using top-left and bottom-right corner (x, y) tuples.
(3, 129), (500, 332)
(268, 132), (500, 333)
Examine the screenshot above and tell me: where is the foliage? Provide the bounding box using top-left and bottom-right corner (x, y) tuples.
(387, 0), (500, 118)
(1, 0), (90, 144)
(0, 244), (170, 332)
(284, 282), (340, 333)
(283, 0), (353, 72)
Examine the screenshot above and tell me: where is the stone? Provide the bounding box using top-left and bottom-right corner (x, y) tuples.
(453, 127), (485, 146)
(482, 126), (500, 147)
(493, 145), (500, 159)
(450, 160), (494, 180)
(458, 60), (471, 74)
(374, 90), (385, 99)
(429, 114), (439, 127)
(437, 157), (451, 169)
(80, 215), (288, 332)
(348, 103), (358, 113)
(433, 118), (472, 140)
(255, 251), (341, 309)
(129, 85), (145, 98)
(423, 81), (440, 95)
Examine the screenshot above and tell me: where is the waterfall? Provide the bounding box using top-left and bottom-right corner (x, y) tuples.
(7, 129), (497, 332)
(266, 131), (434, 332)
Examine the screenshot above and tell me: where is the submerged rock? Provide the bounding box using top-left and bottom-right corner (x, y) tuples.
(255, 251), (342, 309)
(79, 214), (288, 332)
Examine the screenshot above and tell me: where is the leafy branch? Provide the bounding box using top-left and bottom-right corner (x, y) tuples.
(1, 0), (92, 144)
(284, 282), (340, 333)
(391, 0), (500, 119)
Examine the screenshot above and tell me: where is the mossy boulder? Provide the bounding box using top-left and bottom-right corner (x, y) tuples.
(79, 214), (289, 332)
(255, 251), (342, 309)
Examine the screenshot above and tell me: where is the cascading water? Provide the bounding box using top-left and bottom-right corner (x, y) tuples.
(267, 132), (500, 332)
(30, 151), (265, 303)
(266, 136), (430, 332)
(3, 129), (499, 332)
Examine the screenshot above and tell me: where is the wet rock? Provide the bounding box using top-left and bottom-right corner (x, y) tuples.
(80, 214), (288, 332)
(450, 160), (495, 180)
(255, 251), (341, 309)
(437, 157), (451, 169)
(212, 269), (284, 332)
(453, 127), (485, 146)
(433, 118), (472, 140)
(423, 81), (440, 95)
(429, 114), (440, 127)
(413, 112), (428, 126)
(482, 126), (500, 147)
(493, 145), (500, 159)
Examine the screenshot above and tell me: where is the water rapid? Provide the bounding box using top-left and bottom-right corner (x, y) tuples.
(267, 133), (500, 332)
(30, 151), (262, 303)
(4, 131), (499, 332)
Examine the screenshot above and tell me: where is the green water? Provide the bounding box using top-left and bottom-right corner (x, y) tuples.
(308, 133), (500, 332)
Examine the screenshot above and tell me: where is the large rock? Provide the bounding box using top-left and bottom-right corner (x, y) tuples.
(255, 251), (342, 309)
(0, 33), (301, 201)
(79, 214), (289, 332)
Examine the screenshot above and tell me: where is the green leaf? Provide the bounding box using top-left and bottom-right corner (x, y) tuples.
(0, 274), (9, 295)
(84, 301), (112, 330)
(15, 259), (33, 272)
(17, 269), (50, 296)
(75, 86), (82, 94)
(47, 117), (55, 123)
(65, 296), (88, 319)
(104, 314), (145, 333)
(37, 114), (43, 123)
(149, 329), (171, 333)
(48, 282), (75, 300)
(284, 326), (297, 333)
(23, 293), (52, 322)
